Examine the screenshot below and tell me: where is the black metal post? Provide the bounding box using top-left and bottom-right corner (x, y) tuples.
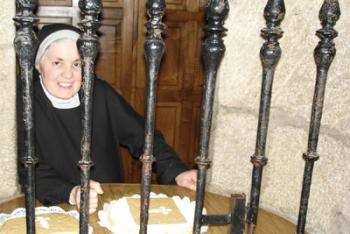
(193, 1), (230, 233)
(13, 1), (38, 233)
(77, 0), (101, 233)
(140, 1), (166, 233)
(247, 1), (285, 233)
(229, 194), (246, 234)
(200, 194), (246, 234)
(296, 1), (340, 233)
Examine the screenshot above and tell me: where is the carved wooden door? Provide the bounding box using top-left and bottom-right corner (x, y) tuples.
(130, 0), (205, 182)
(36, 0), (205, 183)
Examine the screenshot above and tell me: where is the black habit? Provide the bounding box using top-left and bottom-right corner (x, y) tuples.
(17, 76), (188, 205)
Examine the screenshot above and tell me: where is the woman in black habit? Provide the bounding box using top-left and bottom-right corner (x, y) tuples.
(17, 24), (197, 214)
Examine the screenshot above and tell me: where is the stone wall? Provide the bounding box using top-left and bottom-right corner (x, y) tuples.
(207, 0), (350, 233)
(0, 2), (18, 201)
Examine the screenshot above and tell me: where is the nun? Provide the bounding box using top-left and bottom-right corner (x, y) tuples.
(17, 23), (197, 214)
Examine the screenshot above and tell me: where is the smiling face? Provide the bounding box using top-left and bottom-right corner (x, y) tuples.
(39, 39), (82, 99)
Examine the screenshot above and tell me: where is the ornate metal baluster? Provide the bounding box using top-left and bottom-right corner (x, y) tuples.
(296, 1), (340, 233)
(140, 1), (166, 233)
(13, 1), (38, 233)
(77, 0), (101, 233)
(247, 1), (285, 233)
(193, 1), (232, 233)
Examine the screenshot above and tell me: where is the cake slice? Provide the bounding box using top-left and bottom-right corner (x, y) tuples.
(0, 213), (79, 234)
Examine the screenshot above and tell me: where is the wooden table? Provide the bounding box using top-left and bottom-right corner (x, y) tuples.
(0, 183), (297, 233)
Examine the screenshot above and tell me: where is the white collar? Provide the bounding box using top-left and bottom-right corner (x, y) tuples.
(40, 77), (80, 109)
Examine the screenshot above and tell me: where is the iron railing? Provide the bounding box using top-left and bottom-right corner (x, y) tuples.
(77, 0), (102, 233)
(14, 0), (39, 233)
(140, 1), (166, 233)
(296, 1), (340, 233)
(193, 1), (246, 234)
(247, 1), (285, 233)
(14, 0), (341, 233)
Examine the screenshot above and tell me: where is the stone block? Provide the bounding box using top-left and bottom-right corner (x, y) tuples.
(0, 1), (15, 45)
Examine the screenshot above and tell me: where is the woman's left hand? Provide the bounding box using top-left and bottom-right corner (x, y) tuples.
(175, 169), (197, 191)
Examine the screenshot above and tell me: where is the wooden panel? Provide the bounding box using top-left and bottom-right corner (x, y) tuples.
(166, 0), (183, 4)
(37, 17), (72, 26)
(155, 103), (181, 149)
(166, 0), (206, 11)
(181, 21), (204, 92)
(188, 105), (200, 167)
(166, 0), (186, 10)
(38, 0), (72, 6)
(159, 24), (181, 88)
(97, 2), (134, 101)
(136, 21), (203, 91)
(95, 7), (123, 89)
(36, 8), (71, 28)
(96, 22), (122, 88)
(36, 6), (78, 26)
(102, 0), (124, 7)
(175, 103), (200, 168)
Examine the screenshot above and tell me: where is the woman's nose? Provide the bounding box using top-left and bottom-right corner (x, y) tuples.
(62, 65), (73, 79)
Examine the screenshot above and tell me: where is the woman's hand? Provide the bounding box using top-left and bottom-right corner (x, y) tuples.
(69, 180), (104, 214)
(175, 169), (197, 191)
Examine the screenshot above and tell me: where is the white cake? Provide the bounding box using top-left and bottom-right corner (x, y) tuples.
(98, 193), (207, 234)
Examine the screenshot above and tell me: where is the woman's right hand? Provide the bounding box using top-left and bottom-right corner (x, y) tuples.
(69, 180), (104, 214)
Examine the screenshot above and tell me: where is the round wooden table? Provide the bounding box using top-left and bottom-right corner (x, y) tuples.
(0, 183), (297, 233)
